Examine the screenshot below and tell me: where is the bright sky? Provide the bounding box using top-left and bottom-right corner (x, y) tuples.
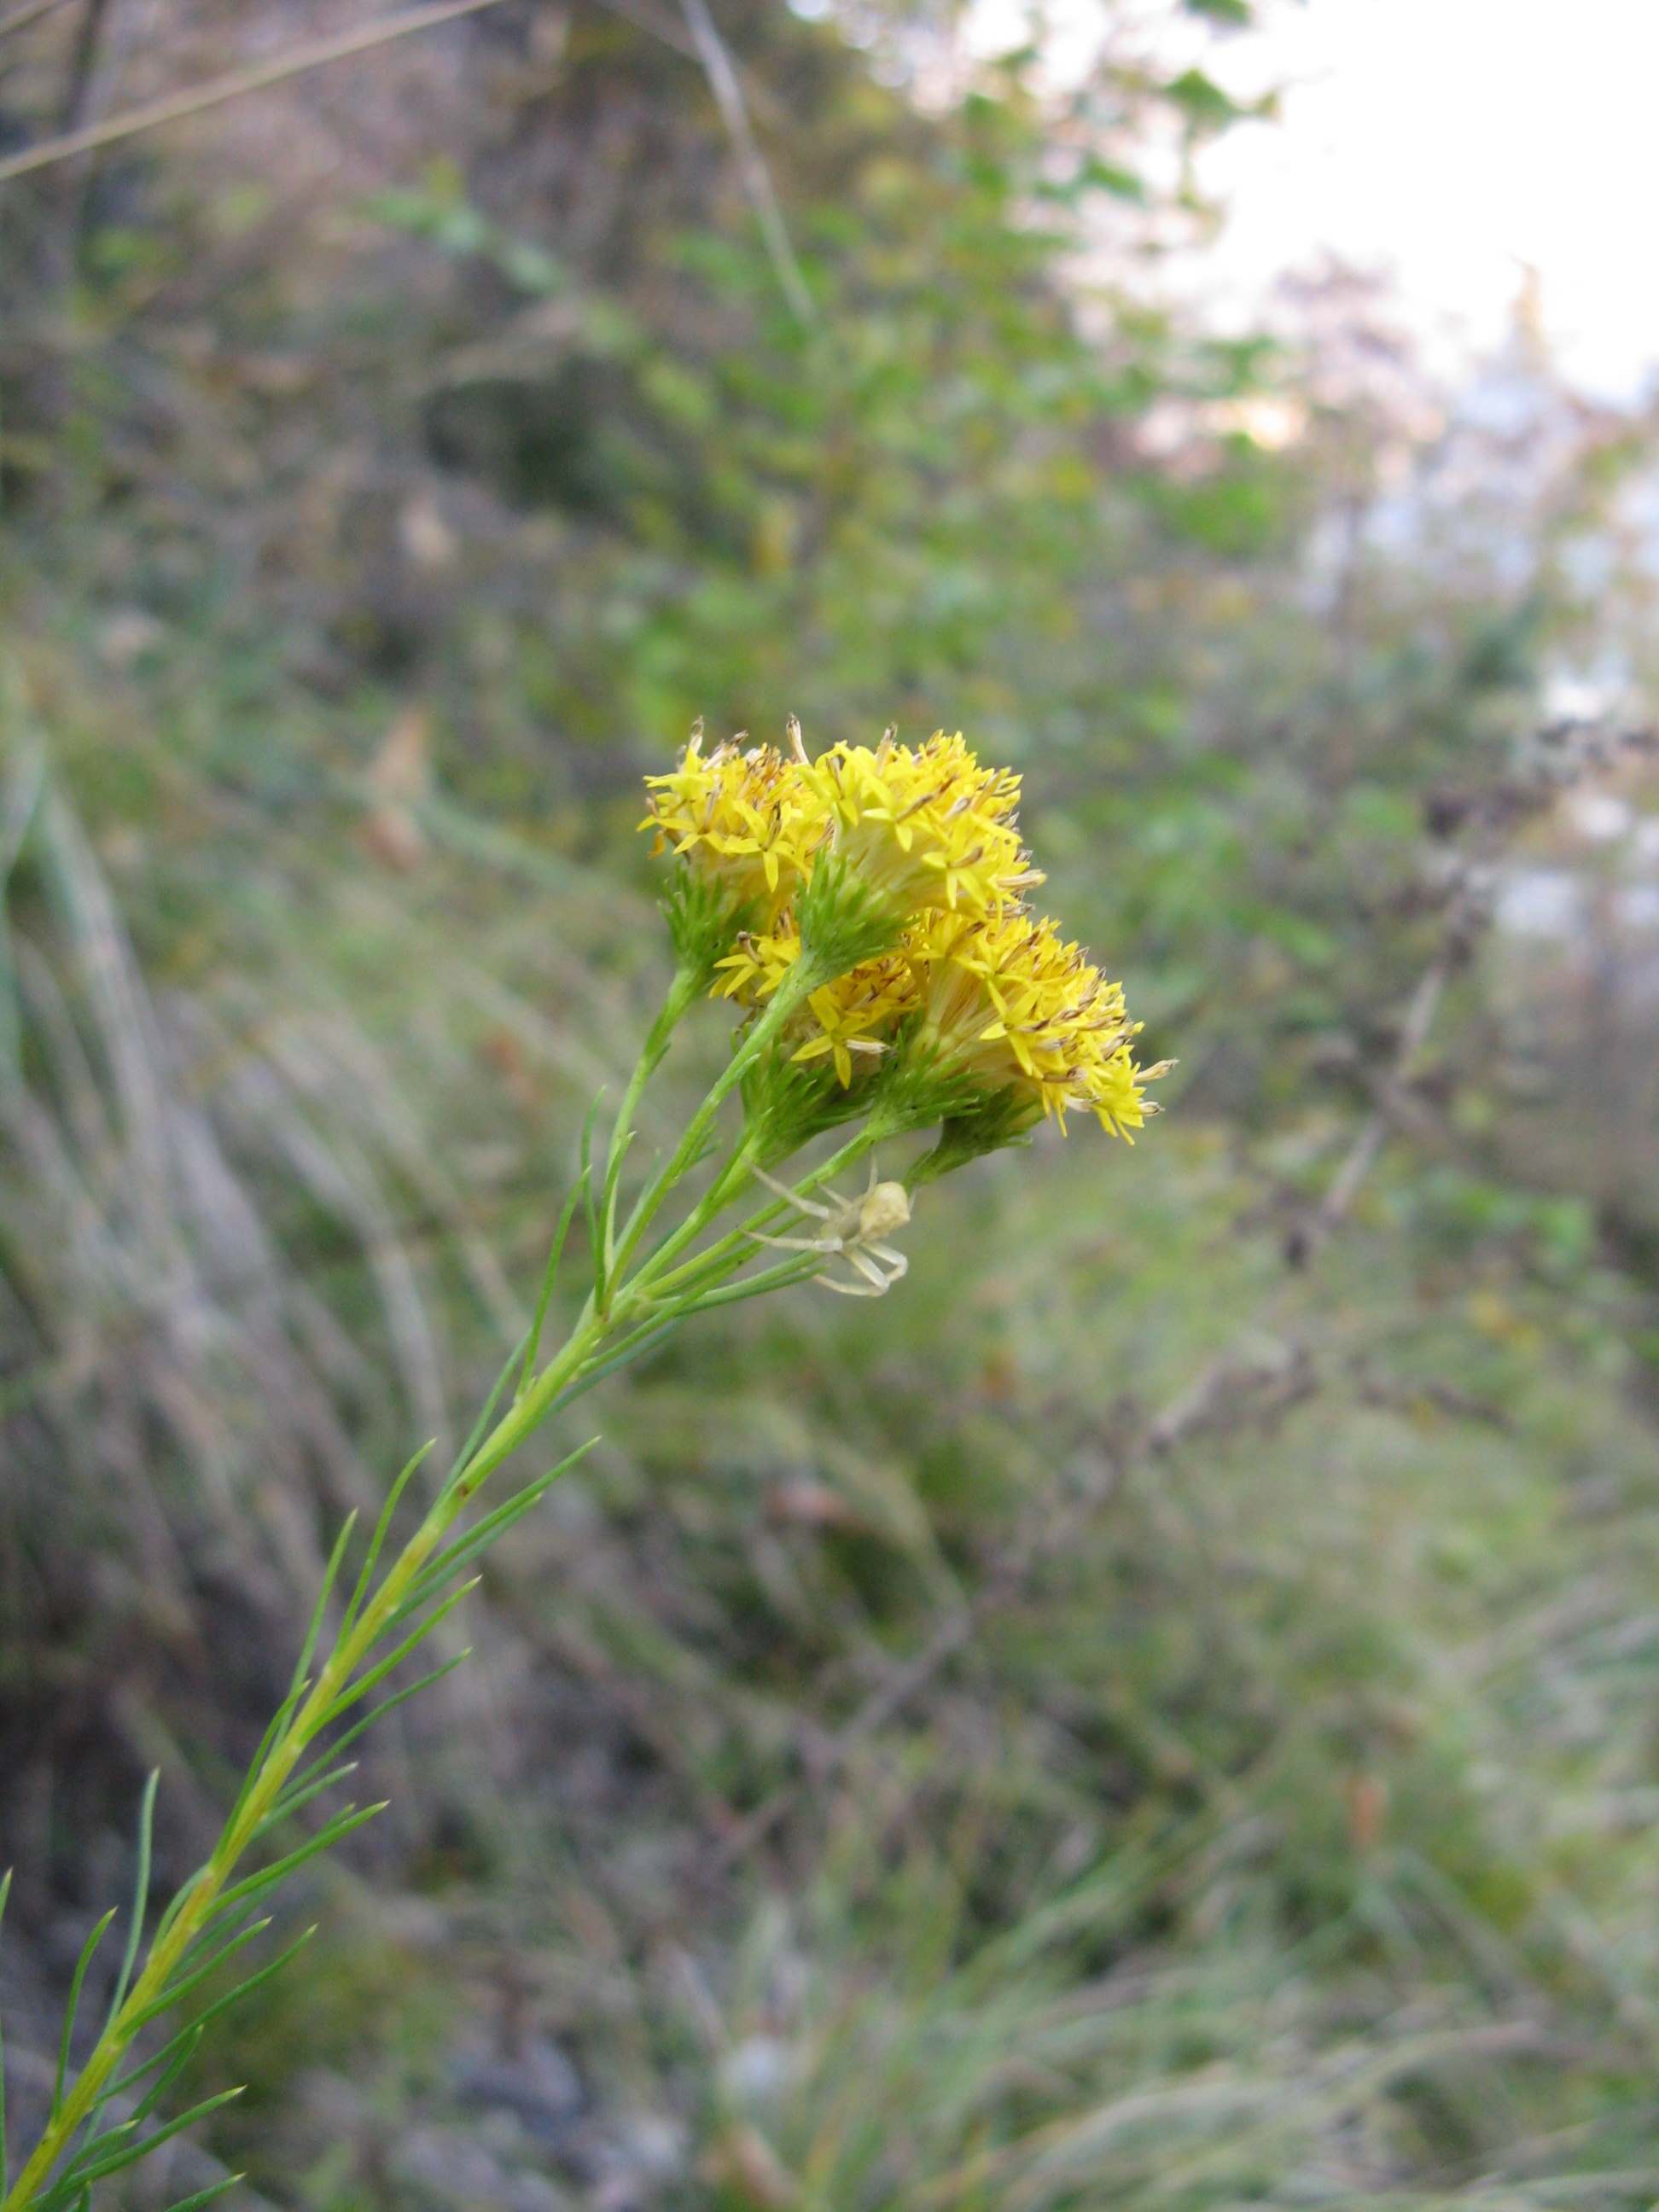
(1204, 0), (1659, 400)
(974, 0), (1659, 403)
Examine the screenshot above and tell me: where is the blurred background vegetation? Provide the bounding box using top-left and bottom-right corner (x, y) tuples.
(3, 1), (1659, 2204)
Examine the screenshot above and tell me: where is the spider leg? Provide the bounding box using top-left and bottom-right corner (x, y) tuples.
(752, 1164), (835, 1221)
(847, 1247), (892, 1291)
(866, 1244), (909, 1279)
(816, 1266), (886, 1296)
(751, 1230), (840, 1255)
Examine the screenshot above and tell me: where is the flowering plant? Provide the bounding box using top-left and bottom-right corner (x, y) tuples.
(0, 725), (1161, 2209)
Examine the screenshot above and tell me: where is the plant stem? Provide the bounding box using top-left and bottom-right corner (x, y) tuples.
(598, 962), (701, 1302)
(3, 1308), (610, 2208)
(635, 1122), (881, 1304)
(608, 961), (822, 1283)
(3, 961), (844, 2208)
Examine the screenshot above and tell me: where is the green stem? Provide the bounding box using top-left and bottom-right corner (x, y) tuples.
(636, 1123), (882, 1306)
(608, 961), (823, 1284)
(3, 961), (848, 2209)
(2, 1309), (611, 2209)
(598, 962), (701, 1304)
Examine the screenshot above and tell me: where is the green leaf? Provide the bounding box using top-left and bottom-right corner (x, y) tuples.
(580, 1090), (606, 1309)
(53, 1907), (119, 2116)
(43, 2086), (245, 2198)
(220, 1669), (323, 1838)
(1078, 155), (1146, 203)
(517, 1176), (586, 1401)
(400, 1439), (597, 1612)
(205, 1804), (385, 1930)
(1164, 67), (1244, 131)
(341, 1441), (437, 1636)
(105, 1772), (160, 2029)
(283, 1511), (358, 1710)
(320, 1581), (480, 1732)
(159, 2180), (247, 2212)
(281, 1653), (469, 1806)
(112, 1930), (315, 2113)
(250, 1761), (360, 1844)
(123, 1918), (273, 2035)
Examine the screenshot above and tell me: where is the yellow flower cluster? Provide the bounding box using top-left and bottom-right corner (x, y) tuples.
(644, 721), (1165, 1138)
(911, 911), (1163, 1138)
(641, 723), (824, 917)
(795, 727), (1042, 917)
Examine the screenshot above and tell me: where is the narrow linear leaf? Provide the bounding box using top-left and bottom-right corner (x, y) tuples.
(221, 1668), (319, 1837)
(107, 1926), (316, 2124)
(46, 2085), (245, 2194)
(516, 1175), (585, 1400)
(52, 1906), (118, 2116)
(672, 1255), (821, 1311)
(160, 2179), (247, 2212)
(72, 2038), (201, 2186)
(399, 1440), (598, 1613)
(108, 2022), (204, 2115)
(548, 1321), (681, 1415)
(341, 1440), (436, 1637)
(207, 1802), (385, 1927)
(580, 1089), (606, 1308)
(106, 1772), (159, 2029)
(442, 1313), (533, 1498)
(170, 1901), (270, 1986)
(122, 1918), (272, 2036)
(282, 1652), (469, 1803)
(251, 1761), (360, 1843)
(600, 1126), (633, 1295)
(288, 1511), (359, 1702)
(322, 1580), (478, 1727)
(147, 1867), (207, 1959)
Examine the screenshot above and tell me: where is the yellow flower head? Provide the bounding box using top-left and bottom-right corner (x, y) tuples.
(716, 913), (917, 1088)
(911, 910), (1163, 1138)
(641, 725), (824, 917)
(795, 726), (1041, 922)
(645, 719), (1168, 1151)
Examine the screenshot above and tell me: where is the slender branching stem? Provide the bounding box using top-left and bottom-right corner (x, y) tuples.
(2, 948), (900, 2209)
(608, 960), (822, 1282)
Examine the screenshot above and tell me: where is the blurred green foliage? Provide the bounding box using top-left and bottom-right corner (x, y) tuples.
(3, 0), (1659, 2205)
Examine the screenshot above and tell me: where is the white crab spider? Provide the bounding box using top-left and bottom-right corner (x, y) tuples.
(750, 1161), (912, 1296)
